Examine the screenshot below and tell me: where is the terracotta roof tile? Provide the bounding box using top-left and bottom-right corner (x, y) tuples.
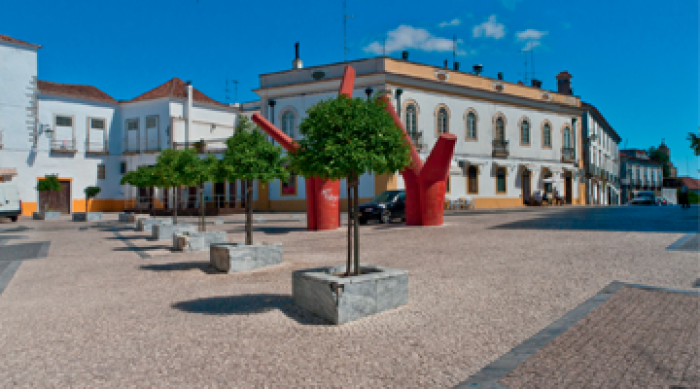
(0, 34), (41, 49)
(680, 177), (700, 190)
(38, 81), (117, 103)
(125, 78), (229, 107)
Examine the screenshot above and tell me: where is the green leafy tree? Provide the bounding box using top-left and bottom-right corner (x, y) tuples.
(178, 149), (220, 232)
(221, 116), (289, 245)
(647, 147), (671, 178)
(688, 131), (700, 156)
(120, 165), (158, 210)
(84, 186), (101, 213)
(153, 149), (188, 224)
(36, 175), (62, 213)
(291, 94), (411, 276)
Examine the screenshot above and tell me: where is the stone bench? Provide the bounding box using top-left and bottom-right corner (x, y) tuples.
(33, 212), (61, 220)
(151, 223), (197, 240)
(210, 242), (283, 273)
(173, 231), (227, 252)
(136, 218), (173, 232)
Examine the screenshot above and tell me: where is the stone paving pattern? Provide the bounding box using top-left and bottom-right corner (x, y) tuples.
(499, 286), (700, 388)
(0, 206), (697, 387)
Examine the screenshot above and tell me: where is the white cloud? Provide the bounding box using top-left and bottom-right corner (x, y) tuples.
(472, 15), (506, 39)
(439, 18), (461, 28)
(516, 29), (548, 51)
(364, 25), (466, 55)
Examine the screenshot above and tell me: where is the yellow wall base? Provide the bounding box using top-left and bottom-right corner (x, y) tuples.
(473, 197), (524, 209)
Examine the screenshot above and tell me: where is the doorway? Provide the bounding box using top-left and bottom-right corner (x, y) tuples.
(565, 173), (573, 204)
(521, 170), (531, 204)
(214, 182), (225, 208)
(39, 179), (71, 213)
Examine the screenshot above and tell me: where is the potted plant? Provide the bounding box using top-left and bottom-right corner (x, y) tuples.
(290, 92), (412, 324)
(73, 186), (102, 221)
(34, 175), (63, 220)
(210, 116), (289, 272)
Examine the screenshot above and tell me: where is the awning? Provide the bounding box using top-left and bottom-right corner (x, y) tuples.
(449, 161), (462, 175)
(0, 168), (17, 176)
(456, 157), (488, 166)
(519, 162), (539, 171)
(492, 160), (517, 169)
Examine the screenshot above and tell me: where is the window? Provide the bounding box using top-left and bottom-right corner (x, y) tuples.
(281, 111), (295, 138)
(445, 175), (450, 194)
(120, 162), (127, 174)
(466, 111), (477, 140)
(56, 116), (72, 127)
(467, 166), (479, 194)
(520, 119), (530, 145)
(563, 126), (572, 148)
(543, 170), (553, 193)
(145, 116), (159, 151)
(495, 117), (505, 140)
(406, 104), (418, 140)
(127, 119), (139, 131)
(543, 123), (552, 147)
(281, 172), (297, 196)
(496, 167), (507, 193)
(146, 116), (157, 129)
(90, 118), (105, 129)
(437, 107), (449, 134)
(97, 164), (106, 180)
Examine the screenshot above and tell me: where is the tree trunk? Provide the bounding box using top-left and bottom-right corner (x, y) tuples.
(351, 172), (360, 276)
(173, 186), (178, 225)
(346, 174), (353, 277)
(200, 183), (206, 232)
(246, 180), (253, 245)
(85, 196), (88, 214)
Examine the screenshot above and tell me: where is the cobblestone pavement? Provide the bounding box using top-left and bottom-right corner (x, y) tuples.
(0, 206), (697, 387)
(499, 286), (700, 388)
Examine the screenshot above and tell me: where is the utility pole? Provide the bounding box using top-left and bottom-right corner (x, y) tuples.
(233, 80), (238, 104)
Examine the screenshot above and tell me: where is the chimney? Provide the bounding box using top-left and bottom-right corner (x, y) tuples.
(556, 72), (572, 95)
(444, 60), (449, 69)
(497, 72), (504, 80)
(531, 79), (542, 88)
(453, 62), (460, 71)
(401, 51), (409, 61)
(292, 42), (303, 70)
(473, 64), (483, 76)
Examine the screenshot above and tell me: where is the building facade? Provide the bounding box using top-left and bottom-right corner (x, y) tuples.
(1, 34), (259, 216)
(620, 149), (664, 203)
(254, 56), (586, 210)
(581, 103), (622, 205)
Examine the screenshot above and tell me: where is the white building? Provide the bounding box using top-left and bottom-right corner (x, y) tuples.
(581, 102), (622, 205)
(0, 34), (258, 216)
(619, 149), (664, 203)
(254, 54), (586, 210)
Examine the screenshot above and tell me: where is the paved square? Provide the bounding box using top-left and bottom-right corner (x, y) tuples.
(0, 206), (696, 387)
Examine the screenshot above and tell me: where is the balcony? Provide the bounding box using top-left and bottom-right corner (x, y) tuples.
(561, 147), (575, 163)
(51, 139), (77, 154)
(408, 131), (425, 152)
(172, 138), (229, 154)
(86, 142), (108, 155)
(492, 139), (509, 158)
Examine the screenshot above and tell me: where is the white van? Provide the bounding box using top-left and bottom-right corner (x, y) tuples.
(0, 183), (21, 222)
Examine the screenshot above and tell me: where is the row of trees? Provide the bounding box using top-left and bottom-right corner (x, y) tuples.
(122, 94), (411, 276)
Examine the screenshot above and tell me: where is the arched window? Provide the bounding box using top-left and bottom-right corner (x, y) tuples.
(466, 112), (477, 140)
(563, 126), (572, 148)
(496, 167), (507, 194)
(281, 111), (295, 138)
(437, 107), (449, 134)
(543, 123), (552, 148)
(467, 166), (479, 194)
(495, 117), (505, 140)
(520, 120), (530, 145)
(405, 104), (418, 141)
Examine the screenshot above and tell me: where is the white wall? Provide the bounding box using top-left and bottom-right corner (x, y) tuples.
(0, 42), (37, 152)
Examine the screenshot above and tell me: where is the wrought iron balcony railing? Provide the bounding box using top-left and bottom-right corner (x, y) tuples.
(561, 147), (575, 163)
(86, 142), (108, 154)
(51, 139), (77, 153)
(492, 139), (509, 158)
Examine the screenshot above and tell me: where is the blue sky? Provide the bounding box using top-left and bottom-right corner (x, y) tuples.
(4, 0), (698, 177)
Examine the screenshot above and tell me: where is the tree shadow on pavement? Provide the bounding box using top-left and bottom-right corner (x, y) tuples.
(140, 261), (218, 274)
(257, 226), (308, 234)
(172, 294), (331, 326)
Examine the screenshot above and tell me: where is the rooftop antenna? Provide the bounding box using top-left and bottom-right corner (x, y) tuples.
(452, 35), (456, 65)
(225, 79), (230, 104)
(233, 80), (238, 104)
(519, 46), (537, 84)
(343, 0), (354, 61)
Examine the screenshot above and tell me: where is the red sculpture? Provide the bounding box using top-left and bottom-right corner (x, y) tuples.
(252, 65), (456, 229)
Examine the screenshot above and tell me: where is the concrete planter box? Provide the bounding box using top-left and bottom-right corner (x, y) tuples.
(292, 264), (408, 324)
(118, 213), (147, 223)
(151, 223), (197, 240)
(33, 212), (61, 220)
(136, 218), (173, 232)
(72, 212), (102, 222)
(210, 242), (283, 273)
(174, 231), (227, 252)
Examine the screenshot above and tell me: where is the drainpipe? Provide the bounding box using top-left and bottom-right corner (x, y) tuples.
(268, 99), (276, 143)
(185, 81), (193, 149)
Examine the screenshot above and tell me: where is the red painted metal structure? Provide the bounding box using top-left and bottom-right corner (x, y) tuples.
(252, 65), (456, 229)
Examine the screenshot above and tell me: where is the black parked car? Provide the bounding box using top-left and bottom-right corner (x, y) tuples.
(358, 190), (406, 224)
